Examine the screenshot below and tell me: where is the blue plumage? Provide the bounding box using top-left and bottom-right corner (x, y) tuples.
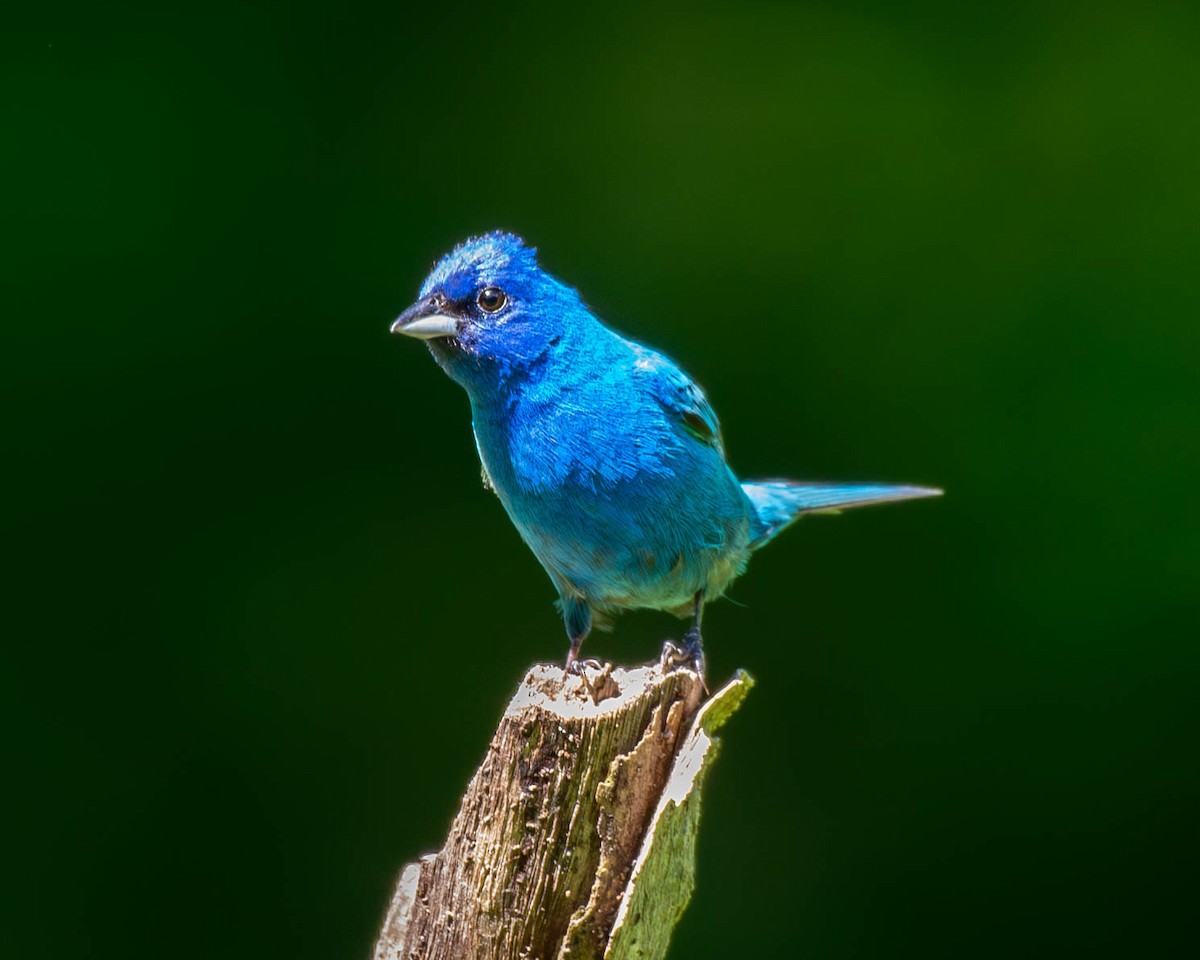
(391, 232), (940, 674)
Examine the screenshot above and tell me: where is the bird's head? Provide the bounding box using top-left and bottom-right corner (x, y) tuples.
(391, 232), (588, 392)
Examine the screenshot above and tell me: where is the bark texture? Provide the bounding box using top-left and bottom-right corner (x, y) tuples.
(374, 662), (752, 960)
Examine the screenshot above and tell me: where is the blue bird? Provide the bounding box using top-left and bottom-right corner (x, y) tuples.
(391, 233), (940, 677)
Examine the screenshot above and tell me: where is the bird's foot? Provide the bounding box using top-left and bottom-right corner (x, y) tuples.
(563, 656), (617, 705)
(564, 656), (604, 677)
(660, 629), (708, 692)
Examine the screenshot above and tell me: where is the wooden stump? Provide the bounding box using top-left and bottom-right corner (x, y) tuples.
(374, 662), (753, 960)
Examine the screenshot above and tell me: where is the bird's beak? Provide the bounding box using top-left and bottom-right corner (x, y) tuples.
(390, 296), (461, 340)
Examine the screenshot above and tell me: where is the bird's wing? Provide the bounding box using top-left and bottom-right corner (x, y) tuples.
(632, 345), (724, 453)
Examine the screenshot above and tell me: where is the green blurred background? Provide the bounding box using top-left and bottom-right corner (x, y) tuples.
(6, 1), (1198, 956)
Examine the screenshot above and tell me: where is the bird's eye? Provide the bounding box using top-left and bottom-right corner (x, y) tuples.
(477, 286), (507, 314)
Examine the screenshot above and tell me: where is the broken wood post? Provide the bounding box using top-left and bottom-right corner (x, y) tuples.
(374, 661), (753, 960)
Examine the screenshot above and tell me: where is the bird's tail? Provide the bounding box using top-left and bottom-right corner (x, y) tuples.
(743, 480), (942, 549)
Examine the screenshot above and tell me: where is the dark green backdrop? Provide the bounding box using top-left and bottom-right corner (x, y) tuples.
(6, 2), (1198, 957)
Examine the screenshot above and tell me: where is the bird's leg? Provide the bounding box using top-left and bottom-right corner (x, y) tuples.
(661, 590), (707, 686)
(565, 640), (603, 676)
(561, 596), (601, 676)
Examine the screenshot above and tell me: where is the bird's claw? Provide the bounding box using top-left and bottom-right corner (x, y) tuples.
(660, 633), (707, 690)
(659, 639), (688, 671)
(564, 656), (604, 677)
(563, 657), (618, 705)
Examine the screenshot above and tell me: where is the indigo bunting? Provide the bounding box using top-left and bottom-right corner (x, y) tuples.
(392, 233), (939, 676)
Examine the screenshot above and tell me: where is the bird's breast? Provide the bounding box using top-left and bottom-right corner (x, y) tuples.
(470, 401), (753, 611)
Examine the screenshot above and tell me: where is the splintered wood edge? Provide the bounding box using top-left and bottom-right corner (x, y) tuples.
(374, 860), (426, 960)
(604, 670), (754, 960)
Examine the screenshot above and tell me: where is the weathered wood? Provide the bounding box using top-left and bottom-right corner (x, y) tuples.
(374, 662), (752, 960)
